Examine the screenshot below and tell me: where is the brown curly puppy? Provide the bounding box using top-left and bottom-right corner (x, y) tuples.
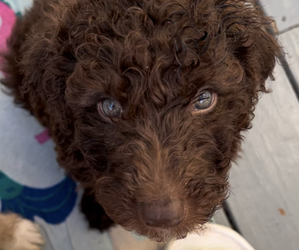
(1, 0), (281, 241)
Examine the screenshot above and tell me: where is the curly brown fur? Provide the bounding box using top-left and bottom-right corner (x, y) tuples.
(80, 189), (115, 230)
(0, 0), (282, 241)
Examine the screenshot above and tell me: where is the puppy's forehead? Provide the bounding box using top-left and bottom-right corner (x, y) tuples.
(69, 0), (245, 106)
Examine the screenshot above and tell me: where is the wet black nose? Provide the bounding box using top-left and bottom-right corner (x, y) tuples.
(140, 199), (185, 228)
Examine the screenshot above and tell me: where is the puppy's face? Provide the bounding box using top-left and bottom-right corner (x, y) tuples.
(25, 0), (279, 241)
(68, 54), (247, 240)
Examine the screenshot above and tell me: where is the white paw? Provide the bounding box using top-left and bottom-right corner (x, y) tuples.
(10, 219), (45, 250)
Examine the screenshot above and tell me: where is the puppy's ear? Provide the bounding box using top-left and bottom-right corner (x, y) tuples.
(235, 24), (281, 92)
(19, 37), (74, 127)
(225, 3), (282, 93)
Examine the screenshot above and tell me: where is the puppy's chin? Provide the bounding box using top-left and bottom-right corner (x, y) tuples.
(138, 229), (188, 242)
(128, 222), (208, 242)
(131, 230), (184, 242)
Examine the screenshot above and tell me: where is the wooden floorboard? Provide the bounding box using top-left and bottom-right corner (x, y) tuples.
(260, 0), (299, 32)
(279, 27), (299, 87)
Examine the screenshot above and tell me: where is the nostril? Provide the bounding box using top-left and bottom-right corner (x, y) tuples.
(140, 199), (185, 228)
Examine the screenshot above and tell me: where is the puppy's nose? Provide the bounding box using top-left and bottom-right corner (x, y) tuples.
(140, 199), (185, 228)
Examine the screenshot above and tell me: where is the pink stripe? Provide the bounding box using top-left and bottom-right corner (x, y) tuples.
(35, 129), (51, 144)
(0, 2), (16, 52)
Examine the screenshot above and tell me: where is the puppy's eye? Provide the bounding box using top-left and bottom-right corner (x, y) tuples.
(192, 90), (217, 113)
(98, 99), (122, 119)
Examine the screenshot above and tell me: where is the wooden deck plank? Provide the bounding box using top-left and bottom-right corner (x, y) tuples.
(226, 63), (299, 250)
(279, 27), (299, 87)
(260, 0), (299, 32)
